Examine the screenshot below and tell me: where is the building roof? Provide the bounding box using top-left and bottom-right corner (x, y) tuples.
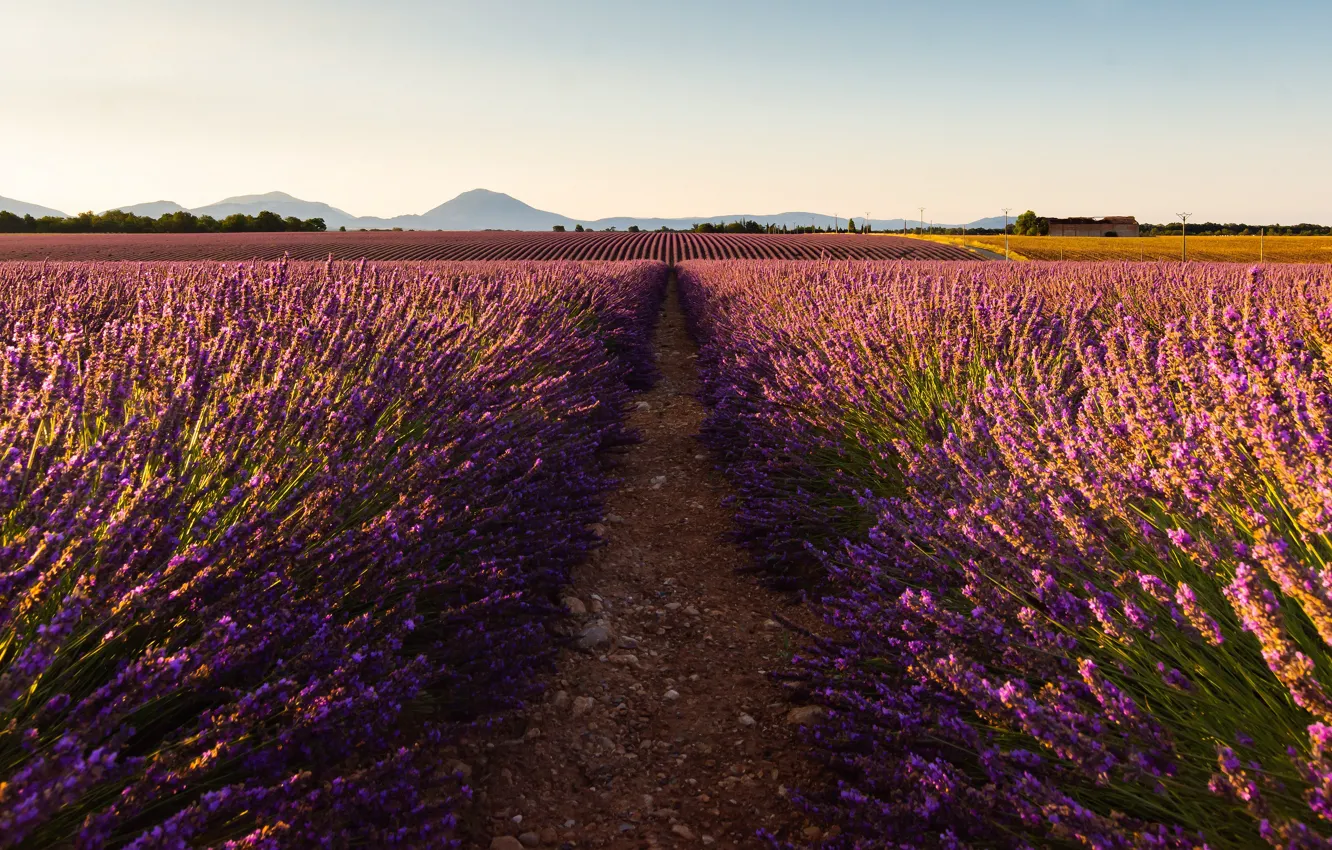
(1047, 216), (1138, 224)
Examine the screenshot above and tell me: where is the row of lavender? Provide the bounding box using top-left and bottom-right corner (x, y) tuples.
(680, 261), (1332, 849)
(0, 259), (667, 847)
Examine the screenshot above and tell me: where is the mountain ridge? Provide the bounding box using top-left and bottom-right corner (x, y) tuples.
(5, 189), (1014, 232)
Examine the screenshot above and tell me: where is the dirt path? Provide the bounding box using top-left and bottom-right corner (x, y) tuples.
(473, 278), (824, 849)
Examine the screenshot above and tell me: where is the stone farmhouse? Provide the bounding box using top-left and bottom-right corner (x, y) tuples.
(1046, 216), (1140, 237)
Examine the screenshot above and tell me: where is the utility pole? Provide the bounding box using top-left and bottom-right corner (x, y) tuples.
(1002, 207), (1012, 260)
(1260, 227), (1264, 262)
(919, 207), (925, 236)
(1177, 212), (1191, 262)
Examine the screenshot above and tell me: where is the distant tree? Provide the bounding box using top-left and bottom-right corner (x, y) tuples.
(1014, 210), (1048, 236)
(604, 226), (617, 232)
(627, 225), (640, 232)
(220, 214), (250, 233)
(339, 225), (347, 232)
(552, 225), (566, 232)
(254, 211), (284, 231)
(574, 224), (585, 232)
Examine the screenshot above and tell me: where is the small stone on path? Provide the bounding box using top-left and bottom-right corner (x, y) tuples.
(576, 624), (611, 650)
(490, 838), (523, 850)
(562, 597), (587, 615)
(787, 705), (826, 725)
(572, 696), (596, 717)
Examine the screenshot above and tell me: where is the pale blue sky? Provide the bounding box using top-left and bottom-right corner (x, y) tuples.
(2, 0), (1329, 223)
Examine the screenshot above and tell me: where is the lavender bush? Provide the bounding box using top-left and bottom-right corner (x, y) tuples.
(681, 260), (1332, 849)
(0, 258), (666, 847)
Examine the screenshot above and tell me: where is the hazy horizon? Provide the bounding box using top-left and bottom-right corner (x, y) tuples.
(3, 0), (1330, 224)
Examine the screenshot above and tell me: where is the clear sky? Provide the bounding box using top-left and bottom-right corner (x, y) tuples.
(3, 0), (1329, 223)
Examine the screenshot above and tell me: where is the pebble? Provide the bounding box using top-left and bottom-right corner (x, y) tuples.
(576, 623), (612, 650)
(616, 636), (639, 649)
(590, 598), (604, 614)
(562, 597), (587, 615)
(787, 705), (826, 725)
(664, 689), (680, 701)
(671, 824), (695, 840)
(572, 696), (596, 717)
(761, 619), (782, 631)
(664, 602), (682, 611)
(694, 453), (707, 460)
(684, 606), (700, 616)
(539, 827), (559, 844)
(738, 713), (756, 727)
(702, 837), (715, 846)
(608, 653), (641, 668)
(445, 758), (473, 779)
(552, 690), (570, 709)
(518, 832), (540, 848)
(588, 523), (607, 538)
(490, 838), (523, 850)
(636, 401), (651, 411)
(803, 825), (823, 840)
(606, 514), (625, 524)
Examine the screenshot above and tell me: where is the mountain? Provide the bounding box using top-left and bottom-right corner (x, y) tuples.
(0, 195), (69, 218)
(109, 200), (186, 217)
(2, 188), (1012, 232)
(190, 192), (362, 230)
(414, 189), (572, 230)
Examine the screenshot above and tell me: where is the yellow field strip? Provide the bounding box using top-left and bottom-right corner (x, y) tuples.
(902, 234), (1332, 263)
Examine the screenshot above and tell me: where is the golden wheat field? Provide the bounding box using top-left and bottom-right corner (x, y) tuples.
(909, 234), (1332, 263)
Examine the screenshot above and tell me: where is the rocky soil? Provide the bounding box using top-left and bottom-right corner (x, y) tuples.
(467, 279), (830, 849)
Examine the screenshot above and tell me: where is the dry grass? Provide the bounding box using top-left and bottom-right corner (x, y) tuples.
(907, 234), (1332, 263)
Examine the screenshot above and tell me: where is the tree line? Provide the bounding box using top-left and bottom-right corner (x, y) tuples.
(0, 209), (328, 234)
(553, 220), (878, 234)
(1012, 211), (1331, 237)
(1140, 221), (1332, 237)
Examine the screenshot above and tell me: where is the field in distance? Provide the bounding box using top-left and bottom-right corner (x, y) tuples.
(0, 230), (974, 262)
(912, 233), (1332, 263)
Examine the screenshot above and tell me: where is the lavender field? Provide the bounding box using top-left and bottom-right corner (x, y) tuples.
(681, 261), (1332, 848)
(8, 255), (1332, 848)
(0, 259), (666, 846)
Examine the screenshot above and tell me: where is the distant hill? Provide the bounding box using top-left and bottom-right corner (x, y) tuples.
(109, 200), (186, 217)
(3, 189), (1012, 232)
(0, 195), (69, 218)
(190, 192), (362, 230)
(413, 189), (572, 230)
